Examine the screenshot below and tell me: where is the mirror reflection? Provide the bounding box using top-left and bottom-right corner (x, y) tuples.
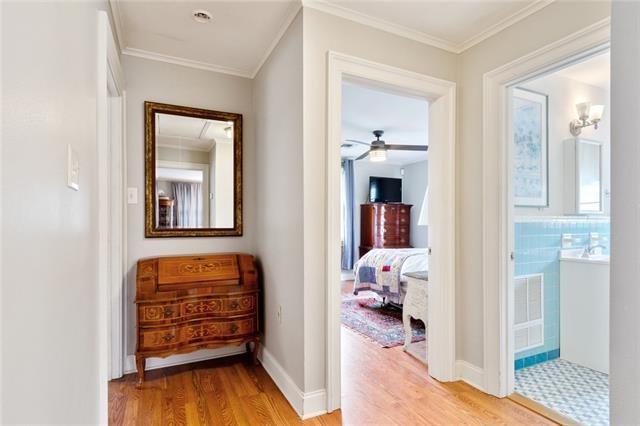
(577, 139), (602, 213)
(155, 113), (235, 229)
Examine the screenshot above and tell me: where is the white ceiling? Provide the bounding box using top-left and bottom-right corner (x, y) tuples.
(111, 0), (301, 77)
(314, 0), (552, 51)
(555, 51), (610, 90)
(156, 113), (232, 151)
(341, 80), (428, 166)
(110, 0), (554, 78)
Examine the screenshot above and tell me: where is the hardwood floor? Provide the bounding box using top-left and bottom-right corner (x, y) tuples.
(110, 329), (553, 425)
(110, 282), (553, 424)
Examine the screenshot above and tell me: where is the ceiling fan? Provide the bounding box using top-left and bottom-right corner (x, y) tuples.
(346, 130), (428, 162)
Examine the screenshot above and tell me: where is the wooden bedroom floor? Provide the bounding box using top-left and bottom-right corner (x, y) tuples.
(109, 284), (553, 425)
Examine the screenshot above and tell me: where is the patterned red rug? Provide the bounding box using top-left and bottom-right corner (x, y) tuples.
(341, 297), (426, 348)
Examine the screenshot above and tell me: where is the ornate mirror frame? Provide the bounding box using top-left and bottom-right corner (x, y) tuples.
(144, 101), (243, 237)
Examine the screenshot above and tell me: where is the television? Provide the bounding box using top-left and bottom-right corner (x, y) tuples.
(369, 176), (402, 203)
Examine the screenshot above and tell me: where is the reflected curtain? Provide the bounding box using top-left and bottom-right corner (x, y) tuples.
(341, 160), (355, 270)
(172, 182), (203, 228)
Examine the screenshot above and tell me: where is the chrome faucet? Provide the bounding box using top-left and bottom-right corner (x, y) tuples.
(583, 244), (607, 257)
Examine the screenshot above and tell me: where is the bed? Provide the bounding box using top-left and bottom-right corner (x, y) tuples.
(353, 248), (428, 304)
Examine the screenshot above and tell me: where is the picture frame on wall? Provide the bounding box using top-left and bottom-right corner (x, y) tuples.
(512, 87), (549, 207)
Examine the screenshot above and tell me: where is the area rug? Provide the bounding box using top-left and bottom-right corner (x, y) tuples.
(341, 297), (426, 348)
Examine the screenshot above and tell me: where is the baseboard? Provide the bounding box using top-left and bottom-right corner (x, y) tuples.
(123, 347), (247, 375)
(456, 360), (485, 392)
(258, 347), (327, 419)
(301, 389), (328, 420)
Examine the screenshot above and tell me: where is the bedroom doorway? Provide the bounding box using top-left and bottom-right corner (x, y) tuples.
(326, 52), (456, 413)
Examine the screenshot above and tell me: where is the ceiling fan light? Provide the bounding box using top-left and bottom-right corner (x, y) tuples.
(369, 149), (387, 162)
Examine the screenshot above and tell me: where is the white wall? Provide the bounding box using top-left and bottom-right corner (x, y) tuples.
(122, 55), (255, 358)
(157, 146), (209, 164)
(610, 2), (640, 422)
(403, 160), (429, 248)
(302, 6), (458, 393)
(457, 1), (610, 368)
(1, 1), (112, 423)
(518, 74), (610, 216)
(352, 161), (402, 260)
(253, 12), (305, 390)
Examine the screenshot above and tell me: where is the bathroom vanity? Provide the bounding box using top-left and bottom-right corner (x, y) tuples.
(560, 250), (609, 374)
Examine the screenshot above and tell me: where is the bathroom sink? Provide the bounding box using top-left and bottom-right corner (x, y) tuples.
(560, 249), (610, 264)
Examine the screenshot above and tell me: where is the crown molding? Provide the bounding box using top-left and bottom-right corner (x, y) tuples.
(122, 47), (254, 78)
(458, 0), (555, 51)
(110, 0), (555, 78)
(302, 0), (554, 54)
(108, 0), (126, 51)
(251, 1), (302, 78)
(302, 0), (460, 53)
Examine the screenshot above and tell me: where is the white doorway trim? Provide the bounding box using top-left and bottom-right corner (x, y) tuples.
(481, 18), (610, 397)
(326, 51), (456, 412)
(97, 10), (126, 423)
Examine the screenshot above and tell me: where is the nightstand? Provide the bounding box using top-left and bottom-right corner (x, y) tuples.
(402, 271), (428, 363)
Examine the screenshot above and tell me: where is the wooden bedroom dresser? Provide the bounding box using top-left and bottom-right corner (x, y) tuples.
(135, 253), (260, 386)
(359, 203), (413, 258)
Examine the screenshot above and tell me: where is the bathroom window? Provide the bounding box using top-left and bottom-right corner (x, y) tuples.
(514, 274), (544, 352)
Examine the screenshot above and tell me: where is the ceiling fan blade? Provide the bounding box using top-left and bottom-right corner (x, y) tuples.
(345, 139), (371, 146)
(386, 144), (428, 151)
(355, 150), (371, 160)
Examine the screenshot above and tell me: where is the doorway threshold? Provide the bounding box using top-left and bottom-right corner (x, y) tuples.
(508, 393), (578, 425)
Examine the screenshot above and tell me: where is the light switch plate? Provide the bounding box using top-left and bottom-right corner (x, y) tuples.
(127, 187), (138, 204)
(67, 144), (80, 191)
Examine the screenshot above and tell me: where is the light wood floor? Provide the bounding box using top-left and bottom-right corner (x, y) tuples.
(110, 284), (554, 425)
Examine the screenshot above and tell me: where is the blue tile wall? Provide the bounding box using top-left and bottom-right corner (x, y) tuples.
(515, 349), (561, 370)
(514, 217), (610, 362)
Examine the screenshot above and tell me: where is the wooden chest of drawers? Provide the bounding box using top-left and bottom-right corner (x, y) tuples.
(359, 203), (412, 258)
(135, 253), (259, 386)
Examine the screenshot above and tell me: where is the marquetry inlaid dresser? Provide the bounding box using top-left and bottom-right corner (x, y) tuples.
(135, 253), (260, 386)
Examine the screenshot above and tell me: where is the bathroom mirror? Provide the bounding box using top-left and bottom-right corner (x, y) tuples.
(564, 138), (602, 215)
(576, 139), (602, 214)
(145, 101), (242, 237)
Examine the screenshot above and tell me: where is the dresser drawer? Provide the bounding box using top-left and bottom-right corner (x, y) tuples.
(138, 294), (257, 325)
(139, 317), (256, 350)
(379, 225), (409, 236)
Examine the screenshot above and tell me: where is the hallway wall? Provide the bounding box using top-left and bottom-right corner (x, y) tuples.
(1, 1), (114, 423)
(122, 55), (256, 360)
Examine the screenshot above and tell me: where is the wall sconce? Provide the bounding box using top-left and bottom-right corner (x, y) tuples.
(570, 101), (604, 136)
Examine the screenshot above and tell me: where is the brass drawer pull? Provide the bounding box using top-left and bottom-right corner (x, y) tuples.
(162, 333), (175, 342)
(164, 307), (174, 317)
(229, 301), (239, 310)
(229, 323), (238, 334)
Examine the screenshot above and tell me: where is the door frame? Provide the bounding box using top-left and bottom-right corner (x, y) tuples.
(326, 51), (457, 412)
(97, 10), (126, 422)
(481, 18), (610, 397)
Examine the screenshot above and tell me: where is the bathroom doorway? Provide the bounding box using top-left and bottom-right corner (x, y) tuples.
(507, 50), (610, 424)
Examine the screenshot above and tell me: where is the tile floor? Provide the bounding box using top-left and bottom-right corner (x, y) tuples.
(515, 358), (609, 425)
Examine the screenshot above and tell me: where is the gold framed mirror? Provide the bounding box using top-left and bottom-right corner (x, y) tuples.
(144, 101), (242, 237)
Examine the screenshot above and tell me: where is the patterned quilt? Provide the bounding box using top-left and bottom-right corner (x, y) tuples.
(353, 248), (426, 304)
